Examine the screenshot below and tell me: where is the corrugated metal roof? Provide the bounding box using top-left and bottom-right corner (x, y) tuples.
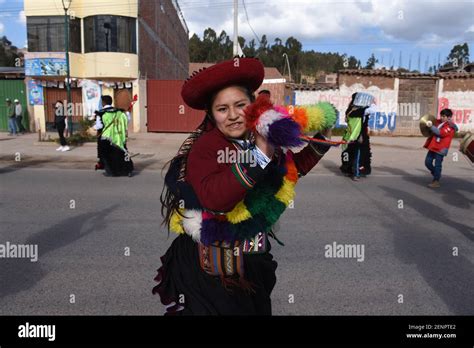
(0, 67), (25, 73)
(0, 67), (25, 79)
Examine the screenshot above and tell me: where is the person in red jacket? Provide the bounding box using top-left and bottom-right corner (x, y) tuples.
(153, 58), (331, 315)
(424, 108), (458, 188)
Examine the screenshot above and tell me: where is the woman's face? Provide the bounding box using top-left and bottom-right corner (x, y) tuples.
(210, 86), (251, 139)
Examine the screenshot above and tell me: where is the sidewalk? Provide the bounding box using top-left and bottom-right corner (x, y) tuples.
(0, 131), (189, 170)
(0, 131), (461, 170)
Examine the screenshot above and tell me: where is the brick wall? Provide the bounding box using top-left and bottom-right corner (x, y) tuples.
(442, 78), (474, 91)
(257, 83), (285, 105)
(138, 0), (189, 80)
(396, 78), (437, 135)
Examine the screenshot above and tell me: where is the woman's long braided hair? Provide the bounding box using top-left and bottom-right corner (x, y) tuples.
(159, 112), (213, 230)
(160, 86), (255, 230)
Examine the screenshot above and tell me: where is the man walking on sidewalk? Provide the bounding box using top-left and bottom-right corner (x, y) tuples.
(424, 108), (458, 188)
(6, 99), (17, 135)
(14, 99), (26, 134)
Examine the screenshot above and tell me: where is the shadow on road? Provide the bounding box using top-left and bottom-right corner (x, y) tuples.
(0, 204), (119, 300)
(0, 159), (58, 174)
(377, 165), (474, 211)
(378, 185), (474, 314)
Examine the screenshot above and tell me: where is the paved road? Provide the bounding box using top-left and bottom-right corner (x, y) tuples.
(0, 143), (473, 315)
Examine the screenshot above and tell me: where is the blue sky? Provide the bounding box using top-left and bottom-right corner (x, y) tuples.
(0, 0), (26, 48)
(2, 0), (473, 71)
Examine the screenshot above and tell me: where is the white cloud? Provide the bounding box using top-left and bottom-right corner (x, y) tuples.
(374, 48), (392, 52)
(17, 10), (26, 25)
(181, 0), (474, 46)
(0, 21), (4, 35)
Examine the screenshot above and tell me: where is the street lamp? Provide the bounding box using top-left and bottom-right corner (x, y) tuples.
(283, 53), (292, 83)
(62, 0), (73, 135)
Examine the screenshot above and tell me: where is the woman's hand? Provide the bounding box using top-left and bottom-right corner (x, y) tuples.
(254, 132), (274, 158)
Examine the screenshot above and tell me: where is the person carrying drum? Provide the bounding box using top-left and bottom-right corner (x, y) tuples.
(424, 108), (458, 188)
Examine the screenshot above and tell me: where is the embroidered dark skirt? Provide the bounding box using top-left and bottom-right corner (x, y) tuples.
(99, 139), (134, 176)
(152, 234), (278, 315)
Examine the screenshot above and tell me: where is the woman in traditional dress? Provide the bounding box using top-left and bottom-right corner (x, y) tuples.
(98, 95), (134, 177)
(340, 92), (374, 180)
(153, 58), (331, 315)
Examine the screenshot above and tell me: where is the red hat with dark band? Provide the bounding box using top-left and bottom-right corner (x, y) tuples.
(181, 57), (265, 110)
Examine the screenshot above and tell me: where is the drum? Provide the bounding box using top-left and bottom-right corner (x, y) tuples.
(419, 114), (437, 137)
(460, 132), (474, 163)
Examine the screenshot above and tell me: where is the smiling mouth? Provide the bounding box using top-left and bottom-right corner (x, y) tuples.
(228, 122), (243, 129)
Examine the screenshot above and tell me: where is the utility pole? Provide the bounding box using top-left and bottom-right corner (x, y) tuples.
(283, 53), (291, 83)
(62, 0), (73, 135)
(418, 52), (421, 72)
(233, 0), (239, 56)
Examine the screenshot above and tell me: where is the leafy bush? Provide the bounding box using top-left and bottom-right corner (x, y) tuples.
(51, 118), (97, 145)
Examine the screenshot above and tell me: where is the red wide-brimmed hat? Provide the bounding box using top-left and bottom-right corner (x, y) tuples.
(182, 57), (265, 110)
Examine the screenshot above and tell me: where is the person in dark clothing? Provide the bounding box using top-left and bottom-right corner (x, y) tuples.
(340, 92), (375, 180)
(96, 95), (133, 177)
(14, 99), (26, 134)
(6, 99), (17, 136)
(94, 96), (118, 170)
(54, 100), (70, 152)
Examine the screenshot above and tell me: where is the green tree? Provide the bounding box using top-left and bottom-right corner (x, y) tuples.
(365, 53), (378, 69)
(244, 38), (257, 57)
(446, 42), (470, 68)
(189, 33), (205, 62)
(0, 36), (22, 67)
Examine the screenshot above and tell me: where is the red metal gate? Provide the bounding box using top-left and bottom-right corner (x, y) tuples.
(146, 80), (204, 132)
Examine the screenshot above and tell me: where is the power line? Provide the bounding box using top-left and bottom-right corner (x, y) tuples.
(242, 0), (261, 45)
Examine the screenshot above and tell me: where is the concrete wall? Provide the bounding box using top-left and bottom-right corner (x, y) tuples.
(295, 81), (399, 133)
(438, 78), (474, 132)
(24, 0), (138, 18)
(293, 75), (474, 135)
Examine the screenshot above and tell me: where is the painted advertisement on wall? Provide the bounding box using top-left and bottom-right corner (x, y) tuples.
(294, 83), (398, 132)
(438, 93), (474, 132)
(27, 80), (44, 105)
